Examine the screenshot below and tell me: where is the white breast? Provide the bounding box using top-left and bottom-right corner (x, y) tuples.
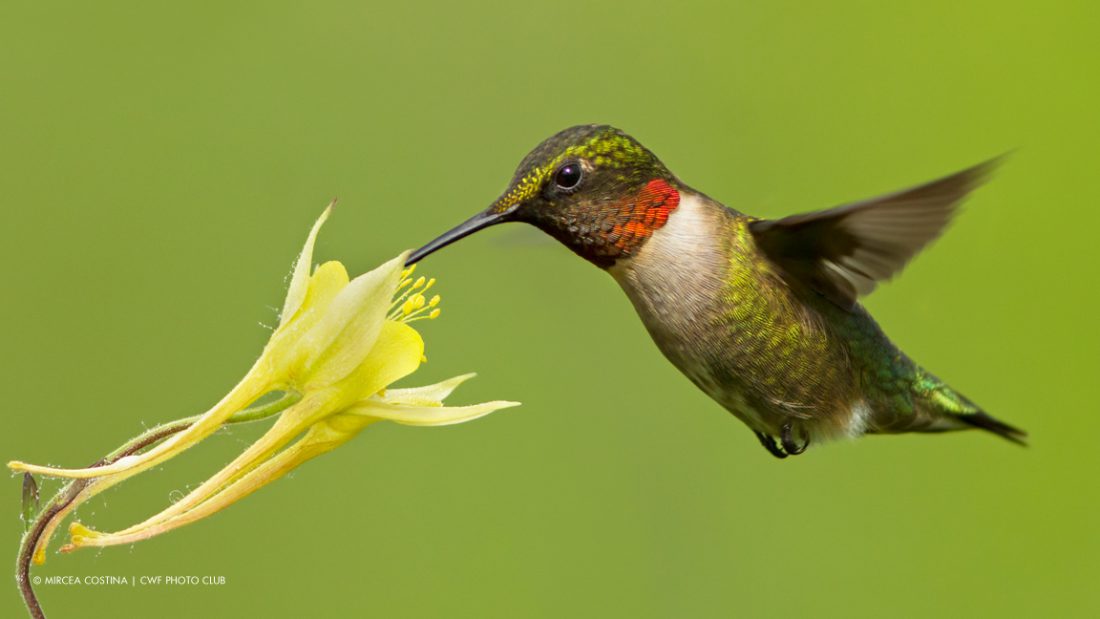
(608, 192), (726, 297)
(628, 192), (718, 269)
(606, 193), (757, 414)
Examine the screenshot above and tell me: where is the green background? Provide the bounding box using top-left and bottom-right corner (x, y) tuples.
(2, 1), (1097, 617)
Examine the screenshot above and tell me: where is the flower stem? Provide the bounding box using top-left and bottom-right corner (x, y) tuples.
(14, 391), (300, 619)
(74, 417), (373, 548)
(91, 394), (330, 542)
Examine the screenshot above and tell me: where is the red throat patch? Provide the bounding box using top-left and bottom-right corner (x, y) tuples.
(541, 178), (681, 268)
(609, 179), (681, 254)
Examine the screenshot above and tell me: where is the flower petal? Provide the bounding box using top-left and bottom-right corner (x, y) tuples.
(7, 367), (269, 480)
(66, 415), (375, 551)
(100, 394), (333, 540)
(347, 399), (520, 427)
(300, 252), (409, 388)
(265, 260), (349, 378)
(280, 204), (333, 328)
(332, 320), (425, 405)
(381, 373), (477, 407)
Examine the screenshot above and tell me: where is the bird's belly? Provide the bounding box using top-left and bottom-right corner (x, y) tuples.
(675, 358), (771, 431)
(608, 263), (787, 428)
(645, 327), (798, 434)
(611, 259), (851, 437)
(658, 326), (867, 440)
(612, 273), (863, 439)
(609, 193), (862, 440)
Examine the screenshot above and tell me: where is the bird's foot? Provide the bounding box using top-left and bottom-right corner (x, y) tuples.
(781, 422), (809, 455)
(755, 431), (788, 459)
(754, 424), (810, 459)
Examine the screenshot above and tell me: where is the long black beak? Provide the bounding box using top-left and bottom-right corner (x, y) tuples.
(406, 209), (507, 266)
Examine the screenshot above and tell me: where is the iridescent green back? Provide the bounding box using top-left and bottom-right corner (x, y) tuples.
(720, 214), (977, 434)
(716, 217), (856, 428)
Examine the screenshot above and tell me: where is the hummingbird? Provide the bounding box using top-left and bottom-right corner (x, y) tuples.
(406, 125), (1025, 458)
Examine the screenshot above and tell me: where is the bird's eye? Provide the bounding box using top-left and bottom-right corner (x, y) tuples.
(553, 162), (583, 191)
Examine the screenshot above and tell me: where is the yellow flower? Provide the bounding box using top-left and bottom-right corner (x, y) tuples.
(8, 205), (518, 552)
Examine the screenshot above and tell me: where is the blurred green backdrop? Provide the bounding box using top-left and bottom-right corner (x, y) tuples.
(2, 1), (1097, 617)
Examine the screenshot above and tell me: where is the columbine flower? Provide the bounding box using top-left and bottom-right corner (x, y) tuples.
(8, 205), (518, 551)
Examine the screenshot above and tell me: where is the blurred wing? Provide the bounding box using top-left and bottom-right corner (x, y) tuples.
(748, 158), (1001, 309)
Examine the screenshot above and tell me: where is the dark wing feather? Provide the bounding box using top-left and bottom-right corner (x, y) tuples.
(749, 158), (1001, 309)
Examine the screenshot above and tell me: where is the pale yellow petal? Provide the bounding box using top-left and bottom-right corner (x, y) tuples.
(380, 373), (477, 407)
(347, 399), (520, 427)
(299, 252), (409, 388)
(8, 366), (269, 480)
(265, 261), (349, 377)
(330, 321), (425, 405)
(67, 415), (376, 551)
(280, 204), (333, 328)
(102, 394), (333, 537)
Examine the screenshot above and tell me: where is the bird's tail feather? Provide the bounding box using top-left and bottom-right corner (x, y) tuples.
(916, 371), (1027, 446)
(953, 410), (1028, 446)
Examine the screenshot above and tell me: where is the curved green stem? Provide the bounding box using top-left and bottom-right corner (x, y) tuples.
(14, 391), (301, 619)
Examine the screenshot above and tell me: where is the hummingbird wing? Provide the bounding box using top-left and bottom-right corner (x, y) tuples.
(748, 158), (1001, 309)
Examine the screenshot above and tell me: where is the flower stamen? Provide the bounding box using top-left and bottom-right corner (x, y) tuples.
(388, 276), (440, 322)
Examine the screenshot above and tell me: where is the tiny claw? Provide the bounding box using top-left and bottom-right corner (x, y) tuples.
(780, 423), (809, 456)
(755, 431), (788, 459)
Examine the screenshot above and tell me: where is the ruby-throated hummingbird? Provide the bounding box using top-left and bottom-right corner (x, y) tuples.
(406, 125), (1025, 458)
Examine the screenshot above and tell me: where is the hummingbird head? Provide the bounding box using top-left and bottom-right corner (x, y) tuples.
(407, 124), (682, 268)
